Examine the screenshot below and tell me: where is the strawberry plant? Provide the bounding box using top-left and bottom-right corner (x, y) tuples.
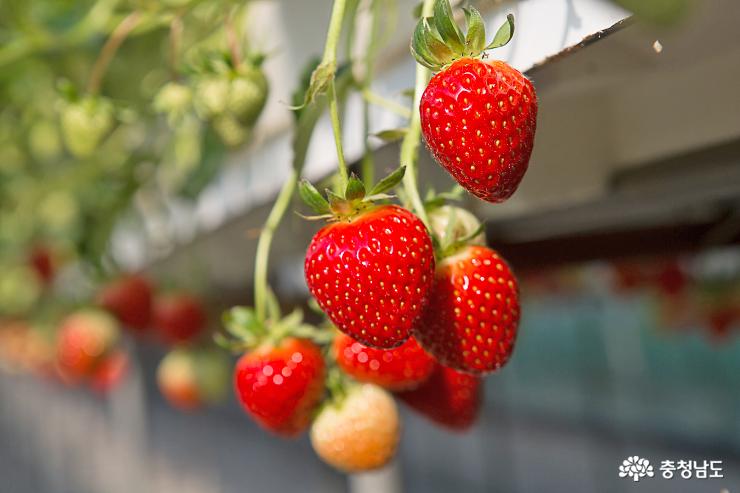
(217, 0), (532, 473)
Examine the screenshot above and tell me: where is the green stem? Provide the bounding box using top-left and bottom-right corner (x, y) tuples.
(399, 0), (435, 230)
(253, 170), (298, 323)
(87, 11), (141, 95)
(327, 79), (349, 190)
(360, 0), (383, 186)
(321, 0), (350, 191)
(363, 89), (412, 119)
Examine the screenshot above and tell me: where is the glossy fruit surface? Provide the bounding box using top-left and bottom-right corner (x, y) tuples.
(414, 246), (520, 374)
(397, 364), (481, 431)
(305, 205), (434, 348)
(333, 333), (435, 391)
(234, 338), (325, 436)
(420, 58), (537, 203)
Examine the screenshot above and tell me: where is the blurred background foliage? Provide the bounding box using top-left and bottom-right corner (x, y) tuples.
(0, 0), (268, 316)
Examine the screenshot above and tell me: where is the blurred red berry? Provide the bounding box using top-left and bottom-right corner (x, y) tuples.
(333, 333), (435, 391)
(153, 294), (207, 344)
(397, 364), (482, 431)
(98, 275), (154, 332)
(56, 309), (120, 381)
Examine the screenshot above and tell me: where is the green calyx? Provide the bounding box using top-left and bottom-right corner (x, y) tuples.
(411, 0), (515, 71)
(298, 166), (406, 221)
(218, 290), (332, 352)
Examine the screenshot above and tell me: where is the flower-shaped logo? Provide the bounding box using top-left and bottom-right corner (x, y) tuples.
(619, 456), (655, 482)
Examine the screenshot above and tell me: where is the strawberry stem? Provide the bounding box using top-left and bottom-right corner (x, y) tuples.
(399, 0), (435, 231)
(87, 11), (141, 95)
(321, 0), (350, 191)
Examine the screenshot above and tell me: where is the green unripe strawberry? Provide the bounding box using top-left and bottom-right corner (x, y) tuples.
(59, 96), (115, 158)
(154, 82), (193, 125)
(193, 76), (230, 119)
(228, 66), (268, 126)
(213, 113), (250, 148)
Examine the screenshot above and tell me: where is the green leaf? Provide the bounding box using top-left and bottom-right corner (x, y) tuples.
(373, 128), (408, 142)
(433, 0), (465, 53)
(369, 166), (406, 196)
(298, 180), (331, 215)
(345, 174), (366, 201)
(294, 61), (336, 110)
(411, 18), (443, 70)
(463, 7), (486, 55)
(486, 14), (515, 50)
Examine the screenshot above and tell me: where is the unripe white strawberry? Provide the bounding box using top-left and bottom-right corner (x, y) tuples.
(310, 384), (400, 472)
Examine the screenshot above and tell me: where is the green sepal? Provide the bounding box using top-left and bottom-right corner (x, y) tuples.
(486, 14), (515, 50)
(373, 128), (408, 142)
(221, 306), (263, 348)
(433, 0), (465, 53)
(299, 179), (331, 215)
(369, 166), (406, 196)
(326, 189), (346, 209)
(424, 184), (464, 209)
(344, 173), (366, 201)
(214, 332), (250, 352)
(445, 223), (486, 255)
(411, 18), (444, 70)
(362, 193), (394, 203)
(423, 20), (457, 64)
(463, 7), (486, 55)
(410, 0), (517, 71)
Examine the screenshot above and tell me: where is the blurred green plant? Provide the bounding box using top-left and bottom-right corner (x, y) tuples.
(0, 0), (268, 317)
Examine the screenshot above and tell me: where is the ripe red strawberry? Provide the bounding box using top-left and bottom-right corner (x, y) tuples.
(397, 364), (482, 431)
(420, 58), (536, 203)
(305, 205), (434, 349)
(56, 309), (120, 381)
(98, 274), (153, 332)
(333, 332), (435, 391)
(234, 337), (325, 436)
(153, 293), (206, 344)
(412, 4), (536, 203)
(311, 384), (399, 472)
(414, 245), (520, 374)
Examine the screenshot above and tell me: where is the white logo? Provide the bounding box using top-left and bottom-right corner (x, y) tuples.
(619, 456), (655, 482)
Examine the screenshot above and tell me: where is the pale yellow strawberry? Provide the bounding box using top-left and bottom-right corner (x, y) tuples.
(310, 384), (400, 472)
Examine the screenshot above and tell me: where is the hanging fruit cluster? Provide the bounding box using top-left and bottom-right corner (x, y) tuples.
(219, 0), (537, 473)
